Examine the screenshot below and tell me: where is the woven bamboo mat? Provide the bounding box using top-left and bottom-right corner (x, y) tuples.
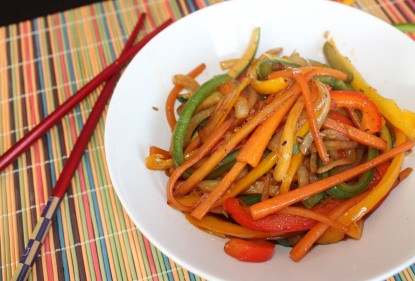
(0, 0), (414, 280)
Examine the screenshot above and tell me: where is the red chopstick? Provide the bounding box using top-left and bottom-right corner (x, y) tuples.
(0, 17), (173, 172)
(11, 17), (173, 281)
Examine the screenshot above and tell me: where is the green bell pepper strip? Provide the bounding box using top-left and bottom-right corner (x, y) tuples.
(205, 150), (239, 180)
(238, 194), (262, 206)
(314, 76), (354, 91)
(256, 59), (300, 80)
(172, 74), (230, 167)
(302, 191), (327, 209)
(302, 157), (328, 208)
(327, 147), (379, 200)
(380, 124), (393, 151)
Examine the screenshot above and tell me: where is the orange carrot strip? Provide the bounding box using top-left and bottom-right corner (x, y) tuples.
(218, 79), (237, 95)
(290, 191), (369, 262)
(268, 66), (347, 81)
(279, 207), (348, 232)
(322, 118), (387, 151)
(166, 119), (233, 211)
(165, 63), (206, 130)
(294, 71), (330, 164)
(174, 85), (302, 196)
(149, 146), (170, 158)
(184, 135), (201, 155)
(249, 139), (414, 220)
(191, 161), (247, 220)
(237, 93), (298, 167)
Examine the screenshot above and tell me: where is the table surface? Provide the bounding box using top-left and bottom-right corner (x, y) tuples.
(1, 0), (414, 280)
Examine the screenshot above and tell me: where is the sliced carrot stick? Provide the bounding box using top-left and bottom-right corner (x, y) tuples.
(218, 79), (237, 95)
(268, 66), (347, 81)
(149, 146), (170, 158)
(191, 161), (247, 220)
(322, 118), (387, 151)
(237, 93), (298, 167)
(294, 71), (330, 164)
(165, 63), (206, 130)
(249, 139), (414, 220)
(166, 119), (233, 211)
(184, 135), (201, 155)
(279, 207), (348, 232)
(290, 191), (369, 262)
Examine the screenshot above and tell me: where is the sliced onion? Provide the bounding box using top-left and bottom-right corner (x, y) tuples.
(324, 140), (359, 151)
(297, 165), (309, 187)
(173, 74), (200, 92)
(300, 80), (331, 155)
(184, 107), (215, 146)
(234, 95), (249, 119)
(317, 149), (357, 174)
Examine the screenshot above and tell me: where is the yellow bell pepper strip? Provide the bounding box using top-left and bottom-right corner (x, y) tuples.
(273, 98), (305, 181)
(330, 90), (382, 134)
(145, 154), (174, 170)
(280, 152), (304, 194)
(336, 127), (408, 238)
(184, 213), (288, 239)
(250, 77), (291, 94)
(323, 40), (415, 138)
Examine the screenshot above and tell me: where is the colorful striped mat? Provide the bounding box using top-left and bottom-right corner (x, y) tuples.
(0, 0), (414, 280)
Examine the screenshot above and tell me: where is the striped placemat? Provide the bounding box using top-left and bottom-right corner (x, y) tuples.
(0, 1), (414, 281)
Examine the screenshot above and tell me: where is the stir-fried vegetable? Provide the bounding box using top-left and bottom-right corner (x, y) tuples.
(146, 28), (414, 263)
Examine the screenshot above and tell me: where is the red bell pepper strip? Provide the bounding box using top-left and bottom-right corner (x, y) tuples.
(330, 90), (382, 134)
(328, 111), (354, 127)
(223, 197), (340, 233)
(224, 238), (275, 262)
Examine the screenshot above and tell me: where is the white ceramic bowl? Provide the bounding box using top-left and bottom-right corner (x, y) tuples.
(104, 0), (415, 280)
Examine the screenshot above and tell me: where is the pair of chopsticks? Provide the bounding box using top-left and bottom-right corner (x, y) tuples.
(9, 14), (173, 281)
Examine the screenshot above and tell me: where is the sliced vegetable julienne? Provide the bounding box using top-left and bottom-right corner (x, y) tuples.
(150, 33), (415, 264)
(323, 39), (415, 138)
